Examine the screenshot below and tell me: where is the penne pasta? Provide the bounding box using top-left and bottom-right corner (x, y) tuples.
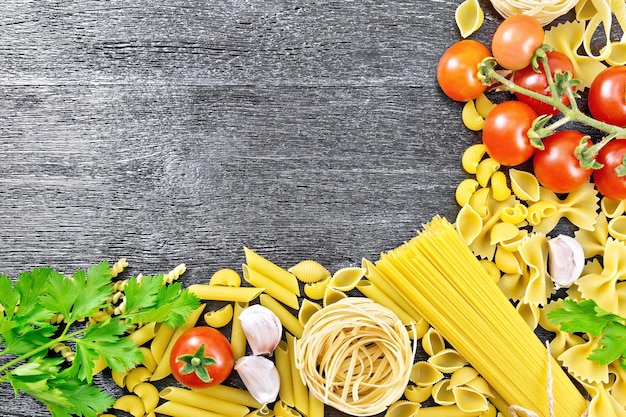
(160, 386), (250, 417)
(244, 247), (300, 295)
(260, 294), (303, 339)
(275, 340), (296, 407)
(243, 265), (299, 309)
(193, 384), (262, 409)
(230, 301), (248, 360)
(188, 284), (264, 303)
(287, 332), (309, 416)
(154, 400), (225, 417)
(151, 322), (176, 364)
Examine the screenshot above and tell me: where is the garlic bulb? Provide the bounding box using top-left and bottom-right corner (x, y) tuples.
(547, 234), (585, 289)
(239, 304), (282, 356)
(235, 355), (280, 406)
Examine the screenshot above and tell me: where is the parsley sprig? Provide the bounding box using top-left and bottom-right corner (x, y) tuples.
(547, 299), (626, 370)
(0, 261), (200, 417)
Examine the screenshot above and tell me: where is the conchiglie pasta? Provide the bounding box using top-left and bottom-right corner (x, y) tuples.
(298, 298), (322, 326)
(455, 0), (484, 38)
(494, 246), (521, 275)
(455, 204), (483, 246)
(509, 169), (540, 202)
(479, 259), (501, 283)
(452, 386), (489, 413)
(431, 380), (456, 406)
(328, 267), (365, 291)
(384, 400), (422, 417)
(404, 385), (432, 403)
(289, 260), (330, 284)
(601, 197), (626, 218)
(409, 361), (444, 387)
(428, 348), (468, 373)
(303, 275), (330, 300)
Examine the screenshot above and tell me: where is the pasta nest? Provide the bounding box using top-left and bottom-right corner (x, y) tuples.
(294, 297), (414, 416)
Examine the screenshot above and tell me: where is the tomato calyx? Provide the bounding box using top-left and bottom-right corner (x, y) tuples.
(176, 345), (217, 383)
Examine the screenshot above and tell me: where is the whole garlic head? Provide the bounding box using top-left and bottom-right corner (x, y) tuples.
(239, 304), (282, 356)
(547, 234), (585, 289)
(235, 355), (280, 406)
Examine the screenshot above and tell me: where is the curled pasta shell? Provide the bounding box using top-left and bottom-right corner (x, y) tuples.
(476, 158), (501, 188)
(298, 298), (322, 326)
(455, 0), (484, 38)
(322, 286), (347, 307)
(428, 349), (468, 373)
(449, 366), (480, 388)
(384, 400), (422, 417)
(422, 327), (446, 357)
(455, 178), (480, 207)
(608, 216), (626, 241)
(289, 259), (330, 284)
(509, 169), (540, 202)
(490, 222), (521, 246)
(210, 268), (242, 287)
(409, 361), (444, 386)
(475, 93), (496, 118)
(461, 143), (487, 174)
(204, 303), (234, 328)
(461, 99), (485, 131)
(431, 380), (455, 406)
(452, 386), (489, 413)
(329, 267), (366, 291)
(455, 204), (483, 246)
(303, 275), (330, 300)
(494, 246), (522, 274)
(404, 385), (432, 403)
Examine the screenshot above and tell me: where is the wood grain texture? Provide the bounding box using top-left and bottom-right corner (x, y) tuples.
(0, 0), (502, 416)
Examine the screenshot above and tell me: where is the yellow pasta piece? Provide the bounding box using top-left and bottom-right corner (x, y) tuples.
(533, 183), (599, 234)
(456, 179), (480, 208)
(243, 265), (299, 309)
(110, 257), (129, 278)
(162, 263), (186, 284)
(416, 404), (484, 416)
(113, 395), (145, 417)
(288, 259), (330, 284)
(478, 259), (501, 284)
(509, 169), (540, 202)
(494, 246), (521, 275)
(230, 301), (248, 360)
(356, 279), (415, 326)
(125, 366), (152, 392)
(432, 380), (456, 406)
(204, 303), (234, 328)
(154, 401), (225, 417)
(112, 369), (127, 388)
(297, 298), (322, 326)
(328, 266), (365, 291)
(139, 347), (157, 373)
(385, 400), (422, 417)
(455, 0), (484, 37)
(160, 386), (250, 417)
(133, 382), (160, 413)
(469, 187), (491, 218)
(404, 385), (432, 403)
(490, 0), (578, 25)
(608, 216), (626, 241)
(500, 203), (528, 225)
(188, 283), (264, 303)
(489, 222), (520, 246)
(288, 333), (309, 416)
(601, 196), (626, 218)
(308, 389), (325, 417)
(409, 361), (444, 387)
(303, 275), (330, 300)
(453, 386), (489, 413)
(150, 322), (176, 364)
(260, 294), (304, 339)
(428, 348), (469, 374)
(244, 247), (300, 295)
(275, 340), (296, 408)
(194, 384), (262, 409)
(475, 94), (496, 119)
(322, 285), (347, 306)
(461, 144), (487, 175)
(422, 327), (446, 357)
(461, 99), (486, 131)
(455, 204), (483, 246)
(475, 158), (500, 188)
(526, 200), (558, 227)
(209, 268), (241, 287)
(490, 171), (510, 202)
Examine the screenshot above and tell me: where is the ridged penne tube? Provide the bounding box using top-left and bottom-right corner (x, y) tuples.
(160, 386), (250, 417)
(303, 275), (330, 300)
(526, 200), (558, 226)
(274, 400), (304, 417)
(243, 265), (299, 309)
(428, 349), (468, 373)
(385, 400), (422, 417)
(287, 333), (309, 416)
(455, 0), (484, 38)
(308, 389), (325, 417)
(509, 169), (540, 202)
(260, 294), (303, 339)
(297, 299), (322, 326)
(230, 301), (248, 360)
(452, 386), (489, 413)
(475, 158), (500, 188)
(154, 401), (225, 417)
(125, 367), (152, 392)
(490, 171), (510, 201)
(500, 203), (528, 225)
(461, 144), (487, 174)
(151, 304), (206, 381)
(322, 285), (347, 306)
(188, 283), (264, 303)
(328, 267), (365, 291)
(113, 395), (146, 417)
(126, 321), (157, 347)
(244, 247), (300, 295)
(432, 380), (456, 406)
(409, 361), (444, 386)
(288, 260), (330, 284)
(455, 179), (480, 207)
(404, 385), (432, 403)
(151, 322), (176, 364)
(608, 216), (626, 241)
(461, 99), (485, 131)
(275, 340), (296, 408)
(209, 268), (241, 286)
(133, 382), (160, 413)
(204, 303), (234, 328)
(475, 93), (496, 118)
(194, 385), (262, 409)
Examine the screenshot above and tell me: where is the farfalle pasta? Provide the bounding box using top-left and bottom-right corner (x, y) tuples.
(574, 212), (609, 259)
(532, 183), (599, 234)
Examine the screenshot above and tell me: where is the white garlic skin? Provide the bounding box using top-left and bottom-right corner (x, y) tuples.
(239, 304), (282, 356)
(234, 355), (280, 406)
(547, 234), (585, 289)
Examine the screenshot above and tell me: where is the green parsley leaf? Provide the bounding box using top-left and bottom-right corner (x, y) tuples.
(125, 281), (199, 328)
(123, 274), (163, 313)
(588, 321), (626, 366)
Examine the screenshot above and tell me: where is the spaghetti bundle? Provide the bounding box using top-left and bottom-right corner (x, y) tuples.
(294, 297), (413, 416)
(371, 216), (588, 417)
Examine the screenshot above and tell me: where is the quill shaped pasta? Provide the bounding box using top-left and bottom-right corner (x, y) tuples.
(544, 20), (608, 88)
(509, 169), (540, 202)
(576, 238), (626, 316)
(455, 0), (484, 38)
(532, 183), (599, 234)
(574, 213), (609, 259)
(559, 336), (609, 384)
(462, 99), (485, 131)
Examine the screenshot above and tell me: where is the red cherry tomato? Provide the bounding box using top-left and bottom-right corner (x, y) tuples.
(437, 40), (491, 102)
(533, 130), (593, 193)
(593, 139), (626, 200)
(513, 51), (576, 116)
(170, 327), (234, 389)
(482, 100), (538, 166)
(492, 15), (544, 71)
(588, 66), (626, 127)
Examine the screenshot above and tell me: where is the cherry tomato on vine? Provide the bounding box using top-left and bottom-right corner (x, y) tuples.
(513, 51), (576, 116)
(492, 15), (544, 71)
(437, 39), (491, 102)
(533, 130), (593, 194)
(593, 139), (626, 200)
(170, 326), (234, 389)
(482, 100), (538, 166)
(588, 66), (626, 127)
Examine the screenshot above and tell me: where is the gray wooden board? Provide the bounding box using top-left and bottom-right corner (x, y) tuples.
(0, 1), (608, 416)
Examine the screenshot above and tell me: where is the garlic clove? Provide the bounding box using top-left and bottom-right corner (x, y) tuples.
(239, 304), (282, 356)
(547, 234), (585, 289)
(235, 355), (280, 406)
